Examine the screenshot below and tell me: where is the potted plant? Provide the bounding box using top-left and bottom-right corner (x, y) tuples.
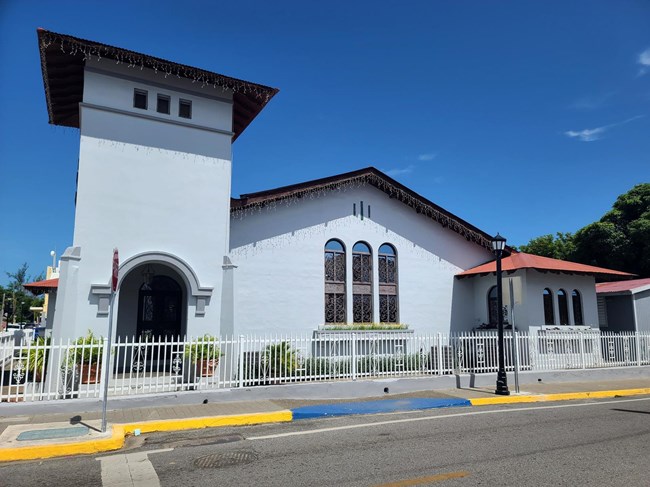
(75, 330), (103, 384)
(263, 341), (299, 383)
(21, 337), (50, 382)
(184, 335), (221, 377)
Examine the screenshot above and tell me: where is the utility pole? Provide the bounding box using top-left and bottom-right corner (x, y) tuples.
(1, 293), (6, 330)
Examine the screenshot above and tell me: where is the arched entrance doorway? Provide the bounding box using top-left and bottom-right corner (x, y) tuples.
(116, 263), (188, 341)
(137, 275), (183, 339)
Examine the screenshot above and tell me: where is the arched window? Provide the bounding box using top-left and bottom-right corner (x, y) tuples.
(543, 288), (554, 325)
(572, 290), (583, 325)
(378, 244), (398, 323)
(558, 289), (569, 325)
(487, 286), (498, 324)
(324, 240), (346, 323)
(352, 241), (373, 323)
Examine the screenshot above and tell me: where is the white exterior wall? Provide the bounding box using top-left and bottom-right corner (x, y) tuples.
(53, 62), (234, 340)
(230, 185), (493, 335)
(524, 270), (598, 328)
(464, 269), (598, 331)
(467, 270), (525, 330)
(634, 290), (650, 333)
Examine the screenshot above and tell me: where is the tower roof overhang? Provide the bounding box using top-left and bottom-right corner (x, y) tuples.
(37, 29), (279, 141)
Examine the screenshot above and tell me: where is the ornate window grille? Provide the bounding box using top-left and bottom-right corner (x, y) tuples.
(572, 290), (583, 325)
(543, 288), (554, 325)
(378, 243), (398, 323)
(487, 285), (498, 325)
(352, 241), (373, 323)
(558, 289), (569, 325)
(324, 239), (346, 323)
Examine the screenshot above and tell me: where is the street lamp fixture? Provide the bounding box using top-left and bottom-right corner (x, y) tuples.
(492, 233), (510, 396)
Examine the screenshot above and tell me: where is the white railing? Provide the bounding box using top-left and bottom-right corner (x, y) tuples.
(1, 330), (649, 403)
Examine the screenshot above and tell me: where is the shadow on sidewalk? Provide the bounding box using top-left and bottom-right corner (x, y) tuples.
(70, 415), (100, 432)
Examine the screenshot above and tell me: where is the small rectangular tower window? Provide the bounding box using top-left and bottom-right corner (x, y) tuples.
(179, 99), (192, 119)
(133, 89), (148, 110)
(157, 94), (171, 114)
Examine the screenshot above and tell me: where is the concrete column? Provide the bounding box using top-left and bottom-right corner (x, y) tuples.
(220, 256), (237, 337)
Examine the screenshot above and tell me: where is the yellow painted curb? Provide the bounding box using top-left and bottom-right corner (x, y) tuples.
(0, 410), (292, 463)
(470, 388), (650, 406)
(0, 425), (125, 463)
(121, 410), (293, 435)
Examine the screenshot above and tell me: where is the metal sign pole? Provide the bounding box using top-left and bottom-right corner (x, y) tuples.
(509, 278), (520, 394)
(101, 249), (119, 433)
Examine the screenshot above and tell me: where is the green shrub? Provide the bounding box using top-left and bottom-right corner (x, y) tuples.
(184, 335), (220, 362)
(321, 323), (409, 331)
(263, 342), (299, 377)
(21, 337), (51, 375)
(74, 330), (103, 365)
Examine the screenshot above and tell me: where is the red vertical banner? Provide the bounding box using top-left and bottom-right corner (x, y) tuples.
(112, 248), (119, 292)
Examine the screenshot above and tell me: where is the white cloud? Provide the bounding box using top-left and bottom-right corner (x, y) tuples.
(384, 165), (415, 177)
(564, 127), (607, 142)
(638, 48), (650, 76)
(417, 153), (437, 161)
(639, 48), (650, 66)
(564, 115), (644, 142)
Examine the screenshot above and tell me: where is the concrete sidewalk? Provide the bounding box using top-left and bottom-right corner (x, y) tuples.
(1, 377), (649, 463)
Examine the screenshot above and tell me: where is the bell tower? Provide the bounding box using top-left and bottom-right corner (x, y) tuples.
(37, 29), (277, 339)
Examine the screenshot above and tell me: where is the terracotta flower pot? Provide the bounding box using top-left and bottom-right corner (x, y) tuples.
(198, 358), (219, 377)
(80, 364), (101, 384)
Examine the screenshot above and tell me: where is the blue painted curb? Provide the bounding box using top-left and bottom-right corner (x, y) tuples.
(292, 398), (471, 420)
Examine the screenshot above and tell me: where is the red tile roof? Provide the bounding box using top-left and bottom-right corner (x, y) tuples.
(24, 278), (59, 293)
(457, 252), (635, 278)
(596, 278), (650, 294)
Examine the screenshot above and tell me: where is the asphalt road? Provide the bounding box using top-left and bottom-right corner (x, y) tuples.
(2, 396), (650, 486)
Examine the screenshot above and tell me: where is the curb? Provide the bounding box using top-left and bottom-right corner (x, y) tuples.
(0, 410), (292, 463)
(469, 387), (650, 406)
(2, 388), (649, 462)
(292, 398), (471, 420)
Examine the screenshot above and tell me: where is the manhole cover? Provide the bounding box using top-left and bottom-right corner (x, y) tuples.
(194, 450), (258, 468)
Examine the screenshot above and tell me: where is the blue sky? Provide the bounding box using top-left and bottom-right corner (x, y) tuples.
(1, 1), (649, 284)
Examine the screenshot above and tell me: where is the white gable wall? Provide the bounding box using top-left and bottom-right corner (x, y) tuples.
(230, 185), (493, 335)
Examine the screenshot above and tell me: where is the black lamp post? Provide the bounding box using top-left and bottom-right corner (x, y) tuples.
(492, 233), (510, 396)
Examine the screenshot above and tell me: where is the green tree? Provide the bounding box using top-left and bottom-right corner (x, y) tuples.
(519, 232), (575, 260)
(521, 183), (650, 277)
(2, 263), (45, 324)
(573, 183), (650, 276)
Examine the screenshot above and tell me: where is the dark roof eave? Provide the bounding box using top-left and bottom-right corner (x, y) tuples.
(37, 28), (279, 141)
(231, 167), (499, 251)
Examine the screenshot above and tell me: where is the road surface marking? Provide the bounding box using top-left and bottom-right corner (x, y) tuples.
(97, 448), (173, 487)
(374, 471), (469, 486)
(247, 396), (650, 440)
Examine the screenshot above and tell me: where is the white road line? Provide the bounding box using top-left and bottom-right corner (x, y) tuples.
(247, 396), (650, 440)
(97, 448), (173, 487)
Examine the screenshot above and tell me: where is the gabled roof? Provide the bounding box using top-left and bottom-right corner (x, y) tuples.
(596, 278), (650, 295)
(36, 29), (279, 141)
(24, 278), (59, 294)
(231, 167), (498, 251)
(457, 252), (635, 278)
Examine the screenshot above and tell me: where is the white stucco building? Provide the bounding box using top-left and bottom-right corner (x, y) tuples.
(32, 30), (633, 342)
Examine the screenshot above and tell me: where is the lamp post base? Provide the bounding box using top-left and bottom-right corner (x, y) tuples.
(495, 369), (510, 396)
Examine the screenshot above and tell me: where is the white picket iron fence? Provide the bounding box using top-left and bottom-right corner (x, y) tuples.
(1, 330), (649, 403)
